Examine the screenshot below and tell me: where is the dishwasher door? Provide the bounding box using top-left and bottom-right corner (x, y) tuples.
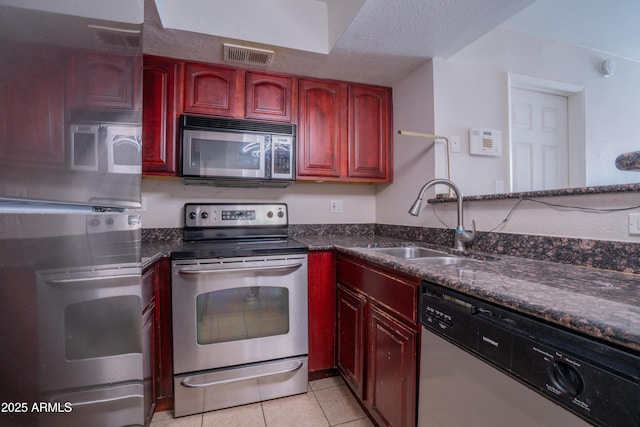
(418, 329), (591, 427)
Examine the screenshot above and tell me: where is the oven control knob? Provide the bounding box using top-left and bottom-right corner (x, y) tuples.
(549, 360), (584, 397)
(267, 211), (274, 218)
(277, 211), (285, 218)
(201, 212), (209, 220)
(189, 212), (197, 220)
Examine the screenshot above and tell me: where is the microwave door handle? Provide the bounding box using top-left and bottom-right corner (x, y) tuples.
(178, 263), (303, 276)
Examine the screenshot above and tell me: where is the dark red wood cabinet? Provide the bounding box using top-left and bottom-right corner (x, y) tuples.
(142, 56), (180, 176)
(0, 46), (66, 169)
(141, 56), (393, 182)
(297, 79), (392, 182)
(142, 257), (173, 413)
(336, 254), (420, 427)
(348, 85), (391, 180)
(245, 72), (295, 122)
(142, 263), (159, 426)
(297, 79), (348, 179)
(66, 52), (141, 111)
(183, 63), (241, 117)
(307, 251), (338, 376)
(336, 283), (367, 395)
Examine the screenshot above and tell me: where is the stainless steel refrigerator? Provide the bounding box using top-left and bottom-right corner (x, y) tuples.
(0, 2), (145, 426)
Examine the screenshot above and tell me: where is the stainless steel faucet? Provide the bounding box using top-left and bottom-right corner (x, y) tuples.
(409, 178), (476, 251)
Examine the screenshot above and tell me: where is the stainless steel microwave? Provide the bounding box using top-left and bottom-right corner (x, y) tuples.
(180, 115), (296, 187)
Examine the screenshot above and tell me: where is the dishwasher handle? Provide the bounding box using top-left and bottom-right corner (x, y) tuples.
(178, 262), (302, 276)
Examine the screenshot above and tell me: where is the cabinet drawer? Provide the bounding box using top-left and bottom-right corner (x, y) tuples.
(337, 255), (419, 324)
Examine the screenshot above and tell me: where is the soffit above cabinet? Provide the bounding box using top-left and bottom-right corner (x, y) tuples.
(144, 0), (534, 86)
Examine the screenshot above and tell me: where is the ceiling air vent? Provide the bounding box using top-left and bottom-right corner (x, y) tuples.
(223, 43), (274, 66)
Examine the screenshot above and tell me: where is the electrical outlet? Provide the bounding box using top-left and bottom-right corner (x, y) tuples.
(330, 200), (343, 214)
(450, 135), (461, 153)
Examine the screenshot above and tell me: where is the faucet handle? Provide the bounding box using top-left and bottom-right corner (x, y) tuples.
(457, 220), (477, 243)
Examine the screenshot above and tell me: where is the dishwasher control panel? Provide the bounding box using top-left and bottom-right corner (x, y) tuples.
(420, 281), (640, 427)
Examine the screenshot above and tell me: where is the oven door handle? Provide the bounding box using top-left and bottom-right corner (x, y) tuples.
(44, 273), (140, 285)
(66, 393), (143, 408)
(177, 263), (303, 276)
(180, 360), (304, 389)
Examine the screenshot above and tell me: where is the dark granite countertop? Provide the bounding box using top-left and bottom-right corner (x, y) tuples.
(615, 151), (640, 171)
(293, 235), (640, 354)
(142, 234), (640, 354)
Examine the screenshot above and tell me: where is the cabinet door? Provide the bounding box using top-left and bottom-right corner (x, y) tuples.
(0, 47), (65, 169)
(307, 251), (336, 374)
(245, 72), (294, 122)
(336, 284), (367, 398)
(154, 258), (174, 411)
(142, 56), (179, 176)
(297, 79), (347, 178)
(348, 85), (391, 180)
(367, 304), (418, 427)
(66, 52), (139, 110)
(184, 63), (241, 117)
(142, 263), (159, 424)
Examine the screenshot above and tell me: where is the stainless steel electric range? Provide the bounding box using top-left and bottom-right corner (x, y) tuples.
(171, 203), (309, 417)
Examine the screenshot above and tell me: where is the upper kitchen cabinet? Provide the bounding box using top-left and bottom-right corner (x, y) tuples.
(66, 52), (141, 110)
(297, 79), (392, 182)
(245, 72), (295, 122)
(142, 56), (181, 176)
(348, 85), (392, 181)
(297, 79), (348, 179)
(0, 46), (65, 169)
(184, 63), (241, 117)
(184, 63), (295, 123)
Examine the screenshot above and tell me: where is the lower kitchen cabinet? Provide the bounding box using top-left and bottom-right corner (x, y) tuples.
(152, 257), (174, 412)
(367, 303), (418, 427)
(143, 257), (173, 417)
(307, 251), (337, 376)
(142, 261), (159, 425)
(336, 254), (420, 427)
(336, 284), (367, 395)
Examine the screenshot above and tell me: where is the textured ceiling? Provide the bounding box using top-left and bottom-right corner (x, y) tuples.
(144, 0), (533, 86)
(144, 0), (638, 87)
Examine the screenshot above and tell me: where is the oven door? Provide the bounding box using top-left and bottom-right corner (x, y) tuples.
(171, 254), (308, 374)
(181, 129), (266, 179)
(36, 264), (143, 392)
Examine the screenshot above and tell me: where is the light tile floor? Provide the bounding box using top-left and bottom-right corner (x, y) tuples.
(150, 376), (374, 427)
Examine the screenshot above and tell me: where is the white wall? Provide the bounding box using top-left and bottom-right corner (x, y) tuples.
(432, 26), (640, 196)
(377, 29), (640, 243)
(140, 178), (376, 228)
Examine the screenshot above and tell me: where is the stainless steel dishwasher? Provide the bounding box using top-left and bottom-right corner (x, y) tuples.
(418, 281), (639, 427)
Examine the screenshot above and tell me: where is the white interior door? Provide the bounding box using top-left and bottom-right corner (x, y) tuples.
(510, 88), (569, 192)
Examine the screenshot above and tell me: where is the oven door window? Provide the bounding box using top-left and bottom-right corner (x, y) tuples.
(64, 295), (142, 360)
(196, 286), (289, 345)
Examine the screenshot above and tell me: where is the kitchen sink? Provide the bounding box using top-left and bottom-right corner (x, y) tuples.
(368, 246), (464, 263)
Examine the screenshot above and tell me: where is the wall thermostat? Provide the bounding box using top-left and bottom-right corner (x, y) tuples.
(469, 128), (502, 156)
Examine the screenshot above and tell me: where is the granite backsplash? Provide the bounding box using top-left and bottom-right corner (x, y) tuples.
(143, 224), (640, 274)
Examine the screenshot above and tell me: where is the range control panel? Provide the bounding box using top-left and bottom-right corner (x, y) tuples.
(184, 203), (288, 228)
